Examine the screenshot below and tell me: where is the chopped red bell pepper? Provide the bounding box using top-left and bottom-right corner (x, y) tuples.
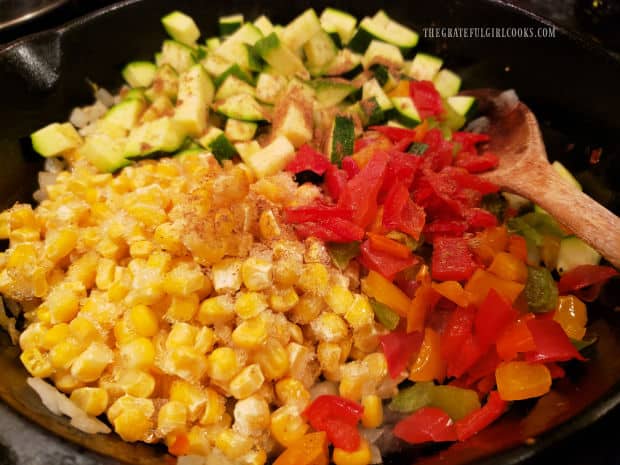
(442, 166), (500, 195)
(424, 220), (468, 242)
(455, 391), (508, 441)
(294, 217), (365, 243)
(557, 265), (618, 294)
(380, 329), (424, 379)
(474, 289), (519, 348)
(431, 236), (477, 281)
(341, 156), (360, 179)
(452, 132), (490, 152)
(285, 204), (352, 224)
(455, 151), (500, 173)
(394, 407), (458, 444)
(360, 239), (419, 281)
(465, 208), (499, 229)
(303, 395), (363, 451)
(381, 151), (422, 193)
(441, 306), (477, 363)
(382, 181), (426, 240)
(368, 125), (417, 142)
(285, 144), (332, 175)
(409, 81), (445, 119)
(421, 130), (454, 172)
(447, 333), (484, 379)
(546, 362), (566, 379)
(324, 164), (348, 201)
(465, 347), (501, 385)
(524, 319), (586, 363)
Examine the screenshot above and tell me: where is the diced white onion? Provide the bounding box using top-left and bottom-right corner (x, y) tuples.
(494, 89), (519, 115)
(370, 443), (383, 464)
(44, 157), (65, 173)
(95, 87), (115, 107)
(464, 116), (490, 134)
(69, 107), (89, 128)
(309, 380), (338, 400)
(361, 427), (384, 444)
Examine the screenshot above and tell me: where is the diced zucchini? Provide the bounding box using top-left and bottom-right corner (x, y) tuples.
(214, 64), (254, 87)
(244, 44), (264, 72)
(362, 78), (393, 111)
(219, 14), (244, 36)
(348, 97), (385, 127)
(122, 61), (157, 88)
(304, 29), (338, 73)
(234, 140), (261, 160)
(198, 127), (238, 162)
(442, 99), (466, 131)
(405, 53), (443, 81)
(145, 64), (179, 101)
(215, 23), (263, 70)
(205, 37), (221, 52)
(552, 161), (582, 190)
(327, 115), (355, 165)
(161, 11), (201, 46)
(281, 9), (321, 51)
(320, 8), (357, 46)
(140, 95), (174, 123)
(447, 95), (477, 118)
(225, 119), (258, 142)
(286, 78), (316, 102)
(433, 69), (462, 98)
(240, 135), (295, 178)
(273, 100), (313, 148)
(124, 117), (187, 158)
(78, 133), (129, 173)
(31, 122), (82, 157)
(361, 40), (403, 69)
(348, 12), (419, 54)
(174, 64), (214, 136)
(202, 54), (233, 78)
(390, 97), (421, 127)
(255, 73), (287, 104)
(104, 99), (146, 130)
(556, 236), (601, 274)
(123, 88), (146, 102)
(253, 15), (274, 36)
(254, 33), (307, 77)
(215, 75), (256, 100)
(156, 40), (195, 74)
(94, 120), (127, 139)
(311, 79), (356, 109)
(322, 49), (362, 77)
(215, 94), (266, 122)
(174, 147), (207, 159)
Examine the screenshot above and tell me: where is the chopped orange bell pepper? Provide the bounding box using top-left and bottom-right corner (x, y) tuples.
(495, 361), (552, 401)
(431, 281), (471, 307)
(468, 226), (509, 265)
(368, 233), (412, 259)
(412, 119), (429, 142)
(496, 314), (536, 361)
(407, 286), (440, 333)
(487, 252), (529, 284)
(362, 270), (411, 317)
(409, 328), (446, 382)
(351, 135), (392, 168)
(464, 269), (525, 307)
(388, 80), (410, 98)
(168, 433), (190, 456)
(273, 431), (329, 465)
(367, 206), (386, 234)
(553, 295), (587, 340)
(507, 234), (528, 262)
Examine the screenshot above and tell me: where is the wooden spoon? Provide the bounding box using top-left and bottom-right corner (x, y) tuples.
(463, 89), (620, 268)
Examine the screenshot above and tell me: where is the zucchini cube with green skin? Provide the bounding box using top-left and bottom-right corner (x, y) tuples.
(348, 98), (385, 127)
(174, 64), (214, 136)
(162, 11), (201, 46)
(78, 133), (129, 173)
(240, 136), (295, 178)
(273, 99), (314, 148)
(145, 64), (179, 101)
(304, 29), (337, 72)
(156, 40), (196, 74)
(362, 78), (393, 111)
(198, 127), (238, 162)
(319, 8), (358, 46)
(311, 79), (356, 109)
(556, 236), (601, 274)
(218, 14), (244, 36)
(214, 23), (263, 71)
(122, 61), (157, 88)
(215, 94), (266, 122)
(327, 115), (355, 165)
(225, 119), (258, 142)
(322, 49), (362, 77)
(205, 37), (221, 53)
(254, 33), (307, 77)
(141, 95), (174, 123)
(389, 97), (421, 127)
(104, 99), (146, 131)
(253, 15), (274, 36)
(255, 73), (287, 104)
(348, 13), (419, 54)
(281, 9), (321, 52)
(447, 96), (477, 119)
(234, 140), (261, 160)
(361, 40), (404, 69)
(124, 117), (187, 158)
(31, 122), (82, 157)
(433, 69), (462, 98)
(405, 53), (443, 81)
(215, 75), (255, 101)
(122, 88), (146, 102)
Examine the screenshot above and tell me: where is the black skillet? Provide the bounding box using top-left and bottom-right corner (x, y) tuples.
(0, 1), (619, 464)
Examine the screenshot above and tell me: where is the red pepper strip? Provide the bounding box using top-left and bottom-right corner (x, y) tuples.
(455, 391), (508, 441)
(324, 164), (348, 201)
(380, 329), (424, 378)
(466, 208), (499, 229)
(546, 362), (566, 379)
(424, 220), (468, 243)
(354, 136), (375, 152)
(441, 306), (477, 362)
(443, 166), (500, 195)
(383, 182), (426, 240)
(360, 239), (419, 281)
(557, 265), (618, 294)
(452, 132), (490, 152)
(368, 125), (416, 142)
(368, 233), (412, 259)
(381, 151), (422, 193)
(285, 204), (352, 224)
(294, 217), (365, 243)
(409, 80), (445, 119)
(524, 319), (586, 363)
(285, 144), (332, 175)
(431, 236), (477, 281)
(474, 289), (518, 348)
(423, 169), (464, 216)
(341, 156), (360, 179)
(323, 419), (361, 451)
(422, 130), (454, 172)
(303, 395), (363, 451)
(464, 347), (501, 385)
(338, 150), (390, 228)
(447, 333), (484, 379)
(575, 282), (605, 302)
(455, 151), (500, 173)
(394, 407), (458, 444)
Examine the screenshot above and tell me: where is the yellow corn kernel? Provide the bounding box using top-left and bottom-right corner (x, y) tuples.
(117, 369), (156, 398)
(95, 258), (116, 291)
(297, 263), (329, 295)
(129, 240), (154, 258)
(166, 322), (197, 348)
(287, 342), (318, 388)
(113, 320), (137, 345)
(146, 251), (172, 272)
(269, 287), (299, 313)
(233, 394), (271, 436)
(19, 323), (46, 351)
(125, 202), (167, 228)
(272, 258), (300, 287)
(165, 294), (199, 322)
(66, 251), (99, 289)
(275, 378), (311, 410)
(310, 312), (349, 342)
(324, 285), (355, 315)
(170, 380), (207, 421)
(71, 341), (114, 382)
(153, 222), (186, 255)
(212, 258), (243, 293)
(333, 439), (372, 465)
(353, 323), (384, 353)
(200, 387), (226, 425)
(364, 352), (388, 380)
(68, 316), (98, 343)
(197, 295), (235, 325)
(107, 269), (131, 302)
(232, 318), (267, 350)
(290, 294), (324, 325)
(47, 283), (81, 324)
(215, 429), (253, 459)
(128, 304), (159, 337)
(270, 405), (309, 447)
(253, 339), (289, 380)
(163, 262), (206, 296)
(194, 327), (215, 354)
(96, 237), (127, 261)
(20, 347), (54, 378)
(339, 361), (369, 402)
(241, 257), (272, 291)
(165, 346), (208, 381)
(10, 227), (40, 243)
(120, 337), (155, 370)
(45, 229), (78, 262)
(345, 294), (374, 330)
(70, 387), (109, 416)
(41, 323), (70, 350)
(48, 339), (83, 370)
(0, 211), (10, 239)
(31, 267), (49, 299)
(361, 394), (383, 428)
(241, 449), (267, 465)
(258, 210), (281, 240)
(288, 322), (304, 345)
(235, 292), (268, 320)
(229, 364), (265, 399)
(317, 342), (342, 379)
(52, 371), (83, 393)
(158, 400), (188, 435)
(9, 204), (37, 229)
(186, 426), (212, 456)
(108, 395), (154, 442)
(207, 347), (240, 383)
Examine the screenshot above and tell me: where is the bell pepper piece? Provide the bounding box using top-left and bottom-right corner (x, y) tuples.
(362, 270), (411, 317)
(455, 150), (500, 173)
(380, 329), (424, 379)
(302, 395), (363, 451)
(488, 251), (529, 284)
(523, 266), (559, 313)
(442, 166), (500, 195)
(465, 347), (501, 384)
(454, 390), (508, 441)
(382, 151), (422, 193)
(441, 306), (476, 362)
(368, 233), (413, 259)
(409, 328), (446, 382)
(294, 217), (365, 243)
(446, 333), (484, 379)
(507, 234), (528, 262)
(468, 226), (509, 265)
(387, 79), (411, 98)
(168, 433), (190, 456)
(383, 182), (426, 240)
(495, 314), (536, 361)
(341, 156), (360, 179)
(394, 407), (457, 444)
(360, 239), (419, 280)
(368, 125), (416, 142)
(553, 295), (587, 340)
(389, 381), (435, 413)
(327, 242), (361, 271)
(285, 204), (352, 224)
(464, 269), (525, 307)
(351, 134), (392, 168)
(407, 286), (440, 334)
(370, 298), (400, 330)
(390, 382), (480, 421)
(409, 80), (445, 119)
(546, 362), (566, 379)
(475, 289), (519, 349)
(524, 319), (586, 363)
(557, 265), (618, 294)
(452, 132), (490, 152)
(432, 281), (471, 307)
(286, 144), (332, 175)
(431, 236), (477, 281)
(465, 208), (499, 230)
(324, 165), (348, 201)
(495, 361), (552, 401)
(273, 431), (329, 465)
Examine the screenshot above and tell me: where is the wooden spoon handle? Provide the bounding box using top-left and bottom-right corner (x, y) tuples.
(510, 163), (620, 269)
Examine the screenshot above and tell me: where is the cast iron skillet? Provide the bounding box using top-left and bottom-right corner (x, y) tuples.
(0, 1), (619, 464)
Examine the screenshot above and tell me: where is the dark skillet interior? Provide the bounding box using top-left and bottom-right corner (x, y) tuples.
(0, 1), (619, 464)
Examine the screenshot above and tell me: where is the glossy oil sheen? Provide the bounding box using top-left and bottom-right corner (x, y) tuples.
(0, 1), (619, 465)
